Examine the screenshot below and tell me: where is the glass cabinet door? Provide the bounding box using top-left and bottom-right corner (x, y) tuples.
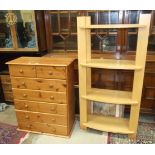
(13, 10), (38, 49)
(0, 11), (13, 49)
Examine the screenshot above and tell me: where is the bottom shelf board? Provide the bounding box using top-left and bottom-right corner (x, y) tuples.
(83, 115), (134, 134)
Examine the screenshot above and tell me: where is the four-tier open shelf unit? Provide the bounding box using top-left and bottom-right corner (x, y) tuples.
(77, 14), (151, 138)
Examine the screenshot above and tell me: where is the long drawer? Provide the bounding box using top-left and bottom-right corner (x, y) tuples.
(14, 100), (67, 115)
(9, 65), (36, 77)
(36, 66), (66, 79)
(13, 89), (66, 104)
(18, 121), (68, 136)
(16, 110), (67, 126)
(11, 77), (67, 92)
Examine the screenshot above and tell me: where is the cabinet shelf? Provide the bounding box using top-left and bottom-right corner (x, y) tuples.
(84, 115), (134, 134)
(82, 88), (138, 105)
(80, 59), (142, 70)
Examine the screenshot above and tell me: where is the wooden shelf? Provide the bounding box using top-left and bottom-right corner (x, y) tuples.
(80, 59), (142, 70)
(81, 24), (145, 29)
(84, 115), (134, 134)
(82, 88), (138, 105)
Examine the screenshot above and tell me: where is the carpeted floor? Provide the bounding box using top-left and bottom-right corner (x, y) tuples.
(108, 121), (155, 144)
(0, 122), (28, 144)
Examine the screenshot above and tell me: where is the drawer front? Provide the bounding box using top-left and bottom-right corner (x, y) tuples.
(38, 102), (67, 115)
(0, 75), (11, 83)
(11, 77), (67, 92)
(14, 99), (38, 112)
(14, 99), (67, 115)
(18, 121), (68, 136)
(4, 92), (13, 102)
(13, 89), (66, 104)
(2, 83), (12, 91)
(36, 66), (66, 79)
(9, 65), (36, 77)
(16, 111), (67, 126)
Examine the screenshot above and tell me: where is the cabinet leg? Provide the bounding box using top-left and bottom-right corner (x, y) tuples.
(128, 133), (137, 140)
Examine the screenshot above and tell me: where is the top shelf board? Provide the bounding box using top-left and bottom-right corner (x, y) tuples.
(80, 24), (145, 29)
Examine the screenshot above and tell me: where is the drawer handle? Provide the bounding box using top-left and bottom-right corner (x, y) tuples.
(23, 94), (27, 97)
(49, 84), (53, 88)
(19, 69), (23, 73)
(37, 79), (42, 83)
(48, 71), (53, 75)
(25, 115), (29, 119)
(51, 128), (56, 132)
(50, 96), (54, 100)
(27, 124), (32, 129)
(50, 106), (56, 111)
(22, 82), (25, 85)
(56, 88), (59, 91)
(51, 118), (56, 122)
(24, 104), (28, 108)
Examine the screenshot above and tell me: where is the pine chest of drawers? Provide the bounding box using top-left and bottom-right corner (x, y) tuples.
(6, 57), (75, 136)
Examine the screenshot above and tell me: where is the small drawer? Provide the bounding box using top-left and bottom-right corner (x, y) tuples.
(9, 65), (36, 77)
(38, 102), (67, 115)
(14, 99), (38, 112)
(11, 77), (67, 92)
(18, 122), (68, 136)
(3, 92), (13, 102)
(16, 111), (67, 126)
(0, 75), (11, 83)
(13, 89), (66, 104)
(36, 66), (66, 79)
(2, 83), (12, 91)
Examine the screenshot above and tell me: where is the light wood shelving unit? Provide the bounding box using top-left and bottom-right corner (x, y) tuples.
(77, 14), (151, 138)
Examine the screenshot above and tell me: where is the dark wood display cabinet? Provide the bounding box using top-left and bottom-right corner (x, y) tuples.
(0, 10), (47, 103)
(44, 10), (155, 115)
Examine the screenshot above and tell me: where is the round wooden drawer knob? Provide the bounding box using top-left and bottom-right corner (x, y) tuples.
(27, 125), (32, 129)
(23, 94), (27, 97)
(48, 71), (53, 75)
(19, 69), (23, 73)
(51, 118), (56, 122)
(50, 96), (54, 100)
(22, 82), (25, 85)
(50, 106), (56, 111)
(25, 115), (29, 119)
(51, 128), (56, 132)
(24, 104), (28, 108)
(49, 84), (53, 88)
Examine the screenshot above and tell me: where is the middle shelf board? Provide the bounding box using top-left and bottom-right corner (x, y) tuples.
(80, 59), (142, 70)
(82, 88), (138, 105)
(83, 115), (134, 134)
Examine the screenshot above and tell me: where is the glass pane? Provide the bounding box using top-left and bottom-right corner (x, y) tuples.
(98, 11), (109, 24)
(148, 35), (155, 51)
(13, 10), (37, 48)
(51, 13), (58, 33)
(60, 13), (69, 33)
(0, 11), (13, 48)
(110, 11), (119, 24)
(53, 35), (64, 50)
(70, 12), (78, 33)
(91, 35), (116, 52)
(127, 35), (137, 51)
(67, 35), (77, 50)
